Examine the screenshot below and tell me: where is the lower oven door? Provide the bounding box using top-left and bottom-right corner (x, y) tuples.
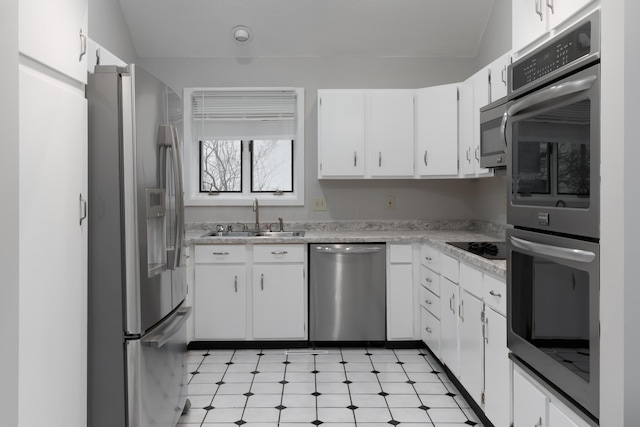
(126, 304), (192, 427)
(507, 228), (599, 419)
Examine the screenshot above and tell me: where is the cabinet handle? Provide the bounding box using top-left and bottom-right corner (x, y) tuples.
(459, 300), (464, 321)
(79, 193), (88, 226)
(378, 151), (382, 167)
(234, 275), (238, 293)
(466, 147), (471, 163)
(489, 290), (502, 298)
(354, 151), (357, 167)
(485, 315), (489, 344)
(501, 66), (507, 85)
(423, 150), (428, 166)
(546, 0), (554, 13)
(426, 278), (432, 283)
(425, 299), (432, 305)
(535, 417), (543, 427)
(425, 256), (432, 261)
(212, 252), (230, 256)
(79, 28), (87, 61)
(475, 146), (480, 161)
(271, 251), (288, 255)
(426, 327), (432, 334)
(449, 294), (455, 313)
(261, 273), (264, 290)
(535, 0), (544, 20)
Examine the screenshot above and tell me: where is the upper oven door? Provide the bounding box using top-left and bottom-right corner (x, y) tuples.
(507, 227), (599, 419)
(506, 64), (600, 239)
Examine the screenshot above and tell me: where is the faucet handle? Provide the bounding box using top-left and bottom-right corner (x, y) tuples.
(278, 218), (284, 232)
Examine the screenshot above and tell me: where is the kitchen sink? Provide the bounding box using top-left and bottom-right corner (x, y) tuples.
(201, 230), (305, 238)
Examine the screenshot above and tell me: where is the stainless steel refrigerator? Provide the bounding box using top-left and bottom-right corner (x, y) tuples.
(87, 64), (191, 427)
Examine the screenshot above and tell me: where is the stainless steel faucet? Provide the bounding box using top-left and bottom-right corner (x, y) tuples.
(252, 198), (260, 231)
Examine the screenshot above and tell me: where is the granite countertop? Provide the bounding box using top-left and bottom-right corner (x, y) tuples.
(187, 220), (507, 278)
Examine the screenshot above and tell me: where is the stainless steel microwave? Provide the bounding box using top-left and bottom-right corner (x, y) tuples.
(479, 98), (508, 169)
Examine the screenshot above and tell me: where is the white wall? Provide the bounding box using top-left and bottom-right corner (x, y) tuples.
(600, 0), (640, 424)
(475, 0), (513, 69)
(473, 175), (507, 225)
(139, 56), (482, 223)
(88, 0), (137, 63)
(0, 0), (19, 425)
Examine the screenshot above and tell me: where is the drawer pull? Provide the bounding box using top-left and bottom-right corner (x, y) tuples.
(425, 278), (433, 283)
(234, 275), (238, 293)
(426, 327), (432, 334)
(425, 256), (432, 261)
(489, 290), (502, 298)
(212, 252), (230, 256)
(271, 251), (289, 255)
(425, 299), (432, 305)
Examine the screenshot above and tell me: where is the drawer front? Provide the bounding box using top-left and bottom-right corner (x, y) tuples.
(390, 244), (413, 263)
(420, 286), (441, 319)
(460, 263), (483, 299)
(195, 245), (246, 264)
(420, 265), (440, 296)
(253, 244), (305, 263)
(420, 245), (440, 272)
(421, 307), (441, 359)
(484, 274), (507, 316)
(441, 253), (459, 283)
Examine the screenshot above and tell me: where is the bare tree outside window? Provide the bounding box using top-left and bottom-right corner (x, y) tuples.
(251, 140), (293, 192)
(200, 140), (242, 192)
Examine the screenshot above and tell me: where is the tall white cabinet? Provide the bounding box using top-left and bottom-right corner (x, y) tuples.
(17, 1), (88, 426)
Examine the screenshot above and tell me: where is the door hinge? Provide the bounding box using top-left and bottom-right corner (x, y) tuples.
(319, 163), (323, 172)
(319, 97), (322, 106)
(457, 88), (460, 101)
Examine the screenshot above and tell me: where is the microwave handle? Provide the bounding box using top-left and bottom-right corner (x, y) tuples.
(510, 236), (596, 263)
(507, 75), (597, 119)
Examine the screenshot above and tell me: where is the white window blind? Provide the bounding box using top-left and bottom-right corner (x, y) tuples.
(192, 89), (297, 121)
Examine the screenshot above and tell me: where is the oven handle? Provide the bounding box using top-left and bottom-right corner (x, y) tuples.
(510, 236), (596, 263)
(501, 75), (597, 148)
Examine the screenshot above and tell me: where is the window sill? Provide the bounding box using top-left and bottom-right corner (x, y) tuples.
(185, 193), (304, 207)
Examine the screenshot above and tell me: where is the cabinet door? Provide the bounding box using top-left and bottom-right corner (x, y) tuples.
(421, 307), (441, 359)
(387, 262), (415, 340)
(19, 0), (88, 83)
(458, 77), (476, 177)
(19, 65), (88, 427)
(472, 69), (492, 176)
(484, 309), (510, 427)
(512, 0), (548, 51)
(440, 278), (459, 375)
(369, 91), (415, 177)
(489, 52), (511, 103)
(195, 265), (246, 339)
(318, 91), (366, 177)
(458, 290), (483, 406)
(547, 0), (592, 29)
(253, 264), (306, 339)
(415, 84), (459, 177)
(513, 369), (548, 427)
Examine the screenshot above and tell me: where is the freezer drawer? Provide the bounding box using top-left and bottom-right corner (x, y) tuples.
(126, 305), (191, 427)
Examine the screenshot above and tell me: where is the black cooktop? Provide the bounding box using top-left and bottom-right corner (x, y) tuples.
(446, 241), (506, 260)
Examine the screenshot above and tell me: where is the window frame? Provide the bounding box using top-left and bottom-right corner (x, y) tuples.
(183, 87), (305, 206)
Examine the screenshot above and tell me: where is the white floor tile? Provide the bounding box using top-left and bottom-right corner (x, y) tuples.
(413, 382), (449, 394)
(211, 394), (247, 408)
(316, 372), (347, 382)
(316, 382), (350, 394)
(381, 382), (417, 394)
(353, 407), (392, 423)
(286, 372), (316, 383)
(343, 362), (375, 372)
(427, 407), (471, 423)
(178, 408), (207, 424)
(220, 372), (254, 383)
(385, 394), (422, 407)
(281, 394), (316, 408)
(188, 383), (220, 395)
(253, 372), (286, 383)
(317, 407), (356, 422)
(250, 382), (284, 394)
(376, 372), (410, 382)
(390, 407), (432, 423)
(242, 407), (281, 422)
(346, 372), (379, 382)
(315, 362), (349, 372)
(350, 394), (388, 408)
(278, 407), (317, 423)
(370, 362), (405, 373)
(282, 382), (315, 395)
(418, 394), (461, 408)
(244, 393), (282, 408)
(316, 393), (351, 407)
(348, 382), (383, 394)
(202, 407), (243, 423)
(215, 383), (251, 395)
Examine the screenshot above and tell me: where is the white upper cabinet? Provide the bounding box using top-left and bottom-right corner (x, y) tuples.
(318, 89), (414, 179)
(318, 91), (366, 178)
(369, 91), (415, 177)
(19, 0), (88, 83)
(415, 84), (459, 177)
(512, 0), (593, 52)
(459, 69), (493, 178)
(488, 52), (512, 103)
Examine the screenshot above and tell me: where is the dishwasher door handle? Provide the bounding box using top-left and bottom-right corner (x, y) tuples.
(314, 246), (384, 255)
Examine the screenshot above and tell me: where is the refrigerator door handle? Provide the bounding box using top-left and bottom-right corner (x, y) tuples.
(170, 125), (185, 265)
(143, 306), (192, 348)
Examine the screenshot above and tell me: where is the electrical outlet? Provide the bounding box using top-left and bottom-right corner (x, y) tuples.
(385, 195), (395, 210)
(313, 197), (327, 211)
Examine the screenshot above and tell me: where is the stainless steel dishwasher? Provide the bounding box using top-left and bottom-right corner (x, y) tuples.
(309, 244), (386, 343)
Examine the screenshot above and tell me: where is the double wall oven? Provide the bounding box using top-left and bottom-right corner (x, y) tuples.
(504, 10), (600, 423)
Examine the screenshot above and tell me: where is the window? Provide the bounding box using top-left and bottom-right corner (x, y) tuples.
(184, 88), (305, 206)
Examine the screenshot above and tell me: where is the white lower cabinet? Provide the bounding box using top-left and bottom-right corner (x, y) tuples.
(513, 365), (592, 427)
(252, 264), (305, 339)
(458, 289), (484, 406)
(421, 307), (441, 357)
(483, 307), (509, 427)
(195, 263), (247, 339)
(194, 244), (307, 341)
(440, 277), (460, 376)
(387, 244), (416, 340)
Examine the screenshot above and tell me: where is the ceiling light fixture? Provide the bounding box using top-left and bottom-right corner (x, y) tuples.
(232, 26), (252, 43)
